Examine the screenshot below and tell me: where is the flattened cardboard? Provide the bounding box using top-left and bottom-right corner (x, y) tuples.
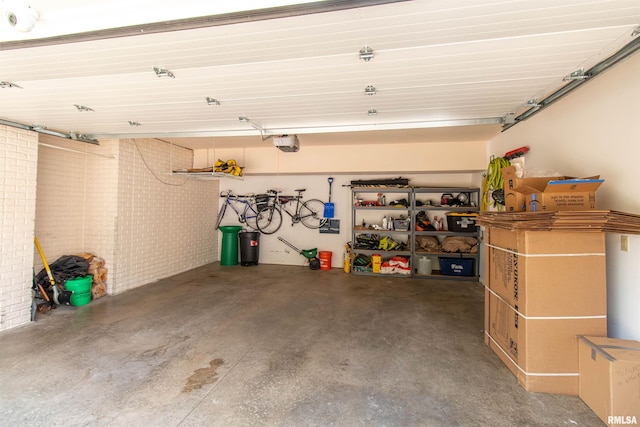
(578, 336), (640, 426)
(486, 289), (607, 395)
(486, 227), (607, 316)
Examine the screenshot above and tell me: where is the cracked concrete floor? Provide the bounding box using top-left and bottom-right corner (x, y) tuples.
(0, 263), (602, 426)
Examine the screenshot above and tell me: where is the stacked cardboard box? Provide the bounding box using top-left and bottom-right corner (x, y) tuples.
(483, 226), (607, 395)
(578, 336), (640, 426)
(501, 166), (603, 212)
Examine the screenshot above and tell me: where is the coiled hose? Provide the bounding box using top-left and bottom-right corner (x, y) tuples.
(481, 156), (510, 211)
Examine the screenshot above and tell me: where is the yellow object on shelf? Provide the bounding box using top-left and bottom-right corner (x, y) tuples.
(372, 254), (382, 273)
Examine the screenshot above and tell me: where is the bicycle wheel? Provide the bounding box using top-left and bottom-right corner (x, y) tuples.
(243, 202), (260, 230)
(299, 199), (327, 229)
(256, 206), (283, 235)
(215, 202), (228, 229)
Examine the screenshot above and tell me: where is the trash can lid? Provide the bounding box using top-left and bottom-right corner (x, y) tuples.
(218, 225), (243, 232)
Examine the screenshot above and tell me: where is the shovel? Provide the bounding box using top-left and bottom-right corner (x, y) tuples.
(323, 177), (334, 218)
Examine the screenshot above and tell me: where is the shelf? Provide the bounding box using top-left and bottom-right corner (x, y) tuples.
(351, 270), (412, 278)
(354, 229), (411, 235)
(170, 171), (244, 180)
(415, 230), (479, 237)
(352, 187), (412, 193)
(415, 251), (478, 258)
(350, 186), (481, 281)
(352, 249), (412, 256)
(414, 205), (478, 211)
(353, 206), (410, 210)
(413, 272), (479, 281)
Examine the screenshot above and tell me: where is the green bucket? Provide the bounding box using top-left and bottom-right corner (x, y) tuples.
(65, 275), (93, 307)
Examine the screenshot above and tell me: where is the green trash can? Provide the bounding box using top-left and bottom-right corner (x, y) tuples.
(219, 225), (243, 266)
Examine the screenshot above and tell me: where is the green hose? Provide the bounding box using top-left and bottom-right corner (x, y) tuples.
(481, 156), (510, 211)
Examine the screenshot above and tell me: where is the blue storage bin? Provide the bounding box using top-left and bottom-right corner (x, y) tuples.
(439, 257), (474, 276)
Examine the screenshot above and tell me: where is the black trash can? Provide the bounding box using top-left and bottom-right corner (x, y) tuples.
(239, 231), (260, 266)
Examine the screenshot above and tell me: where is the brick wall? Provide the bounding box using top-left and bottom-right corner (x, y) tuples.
(0, 126), (38, 331)
(1, 131), (217, 332)
(113, 139), (217, 294)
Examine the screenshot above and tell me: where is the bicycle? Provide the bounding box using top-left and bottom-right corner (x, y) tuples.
(216, 191), (274, 232)
(256, 189), (326, 234)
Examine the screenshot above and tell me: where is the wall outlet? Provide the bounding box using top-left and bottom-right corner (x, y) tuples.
(621, 235), (629, 252)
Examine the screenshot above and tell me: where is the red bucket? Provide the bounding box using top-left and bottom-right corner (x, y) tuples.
(318, 251), (332, 270)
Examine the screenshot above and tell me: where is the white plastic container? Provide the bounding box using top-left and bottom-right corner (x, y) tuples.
(417, 256), (433, 275)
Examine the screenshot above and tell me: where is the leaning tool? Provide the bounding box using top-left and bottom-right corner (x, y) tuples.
(34, 237), (57, 308)
(278, 237), (320, 270)
(34, 237), (73, 306)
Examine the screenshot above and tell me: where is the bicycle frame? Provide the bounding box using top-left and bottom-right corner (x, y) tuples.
(216, 192), (260, 230)
(277, 194), (306, 224)
(276, 191), (326, 228)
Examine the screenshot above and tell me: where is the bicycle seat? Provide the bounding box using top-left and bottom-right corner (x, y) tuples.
(268, 189), (282, 194)
(295, 188), (306, 193)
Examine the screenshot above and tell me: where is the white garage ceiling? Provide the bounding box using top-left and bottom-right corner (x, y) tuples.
(1, 0), (639, 149)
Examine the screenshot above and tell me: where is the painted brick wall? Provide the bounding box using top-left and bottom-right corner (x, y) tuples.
(113, 139), (217, 294)
(34, 136), (119, 284)
(0, 126), (38, 331)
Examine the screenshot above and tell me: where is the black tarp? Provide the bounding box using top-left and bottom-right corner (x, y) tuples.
(35, 255), (89, 289)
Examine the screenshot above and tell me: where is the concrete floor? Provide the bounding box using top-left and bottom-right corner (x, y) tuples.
(0, 263), (602, 426)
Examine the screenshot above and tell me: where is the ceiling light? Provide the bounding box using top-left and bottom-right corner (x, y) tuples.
(359, 46), (374, 62)
(4, 1), (39, 33)
(206, 97), (220, 105)
(74, 104), (94, 112)
(128, 121), (142, 127)
(364, 85), (376, 96)
(563, 68), (590, 81)
(153, 67), (175, 78)
(368, 109), (377, 116)
(238, 116), (249, 122)
(0, 81), (22, 89)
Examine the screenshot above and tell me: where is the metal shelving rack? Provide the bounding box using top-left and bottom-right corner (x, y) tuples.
(350, 186), (481, 281)
(351, 187), (413, 277)
(412, 187), (480, 281)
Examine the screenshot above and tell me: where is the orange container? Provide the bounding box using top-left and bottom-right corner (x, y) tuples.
(319, 251), (332, 270)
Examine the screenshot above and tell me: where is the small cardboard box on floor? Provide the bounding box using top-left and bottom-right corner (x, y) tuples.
(484, 226), (608, 395)
(501, 166), (603, 212)
(578, 336), (640, 426)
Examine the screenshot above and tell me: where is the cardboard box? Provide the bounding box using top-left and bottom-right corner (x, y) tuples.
(578, 336), (640, 426)
(502, 166), (564, 212)
(519, 178), (604, 212)
(486, 227), (607, 316)
(486, 289), (607, 395)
